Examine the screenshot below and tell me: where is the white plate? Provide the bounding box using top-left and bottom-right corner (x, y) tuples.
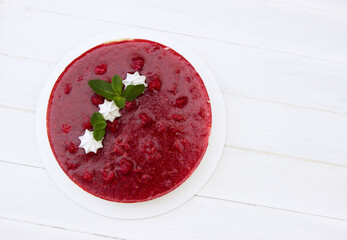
(35, 30), (227, 219)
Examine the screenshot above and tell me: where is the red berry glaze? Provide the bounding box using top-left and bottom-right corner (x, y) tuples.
(47, 40), (211, 203)
(107, 120), (118, 133)
(139, 113), (152, 127)
(124, 101), (138, 111)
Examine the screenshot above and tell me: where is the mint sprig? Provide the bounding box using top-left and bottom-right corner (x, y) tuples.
(121, 85), (146, 101)
(111, 75), (123, 95)
(88, 74), (146, 109)
(88, 80), (116, 100)
(90, 112), (106, 141)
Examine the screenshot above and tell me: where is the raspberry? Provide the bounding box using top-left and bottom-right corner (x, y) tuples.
(83, 170), (94, 181)
(174, 140), (185, 152)
(198, 108), (206, 118)
(86, 152), (96, 158)
(113, 146), (124, 156)
(190, 86), (201, 99)
(139, 113), (151, 126)
(62, 124), (71, 133)
(148, 75), (162, 92)
(107, 120), (118, 133)
(124, 101), (137, 111)
(130, 57), (144, 71)
(156, 121), (167, 133)
(170, 126), (182, 134)
(67, 142), (78, 154)
(142, 174), (150, 180)
(91, 94), (104, 106)
(65, 161), (79, 170)
(140, 174), (150, 183)
(64, 83), (72, 95)
(148, 152), (161, 161)
(118, 159), (134, 175)
(122, 143), (131, 151)
(103, 171), (115, 183)
(78, 76), (84, 82)
(142, 141), (156, 154)
(169, 84), (177, 95)
(170, 114), (185, 122)
(174, 97), (188, 109)
(83, 121), (93, 130)
(94, 64), (107, 75)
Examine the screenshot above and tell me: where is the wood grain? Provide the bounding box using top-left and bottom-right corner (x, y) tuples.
(200, 147), (347, 220)
(1, 162), (347, 240)
(0, 218), (119, 240)
(2, 0), (347, 63)
(268, 0), (347, 15)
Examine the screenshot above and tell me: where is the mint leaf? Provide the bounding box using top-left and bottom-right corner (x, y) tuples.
(121, 84), (145, 101)
(111, 75), (123, 95)
(90, 112), (106, 141)
(88, 80), (116, 100)
(94, 121), (107, 130)
(90, 112), (105, 127)
(113, 96), (126, 109)
(93, 129), (105, 141)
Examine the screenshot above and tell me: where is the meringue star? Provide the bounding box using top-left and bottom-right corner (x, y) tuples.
(123, 71), (147, 88)
(79, 129), (103, 154)
(98, 99), (121, 122)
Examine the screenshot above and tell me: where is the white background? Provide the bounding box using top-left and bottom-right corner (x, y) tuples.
(1, 0), (347, 239)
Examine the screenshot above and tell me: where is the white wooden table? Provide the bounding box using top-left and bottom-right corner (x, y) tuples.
(1, 0), (347, 239)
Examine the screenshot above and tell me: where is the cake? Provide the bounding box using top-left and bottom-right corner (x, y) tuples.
(47, 39), (212, 202)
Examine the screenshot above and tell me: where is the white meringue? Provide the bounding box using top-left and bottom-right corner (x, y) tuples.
(123, 71), (147, 88)
(78, 129), (103, 154)
(98, 99), (121, 122)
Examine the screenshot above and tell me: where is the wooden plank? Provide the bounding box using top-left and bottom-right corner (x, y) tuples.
(225, 94), (347, 166)
(1, 5), (347, 114)
(1, 161), (347, 240)
(2, 0), (347, 63)
(0, 218), (118, 240)
(199, 147), (347, 220)
(0, 55), (53, 111)
(0, 107), (41, 167)
(268, 0), (347, 15)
